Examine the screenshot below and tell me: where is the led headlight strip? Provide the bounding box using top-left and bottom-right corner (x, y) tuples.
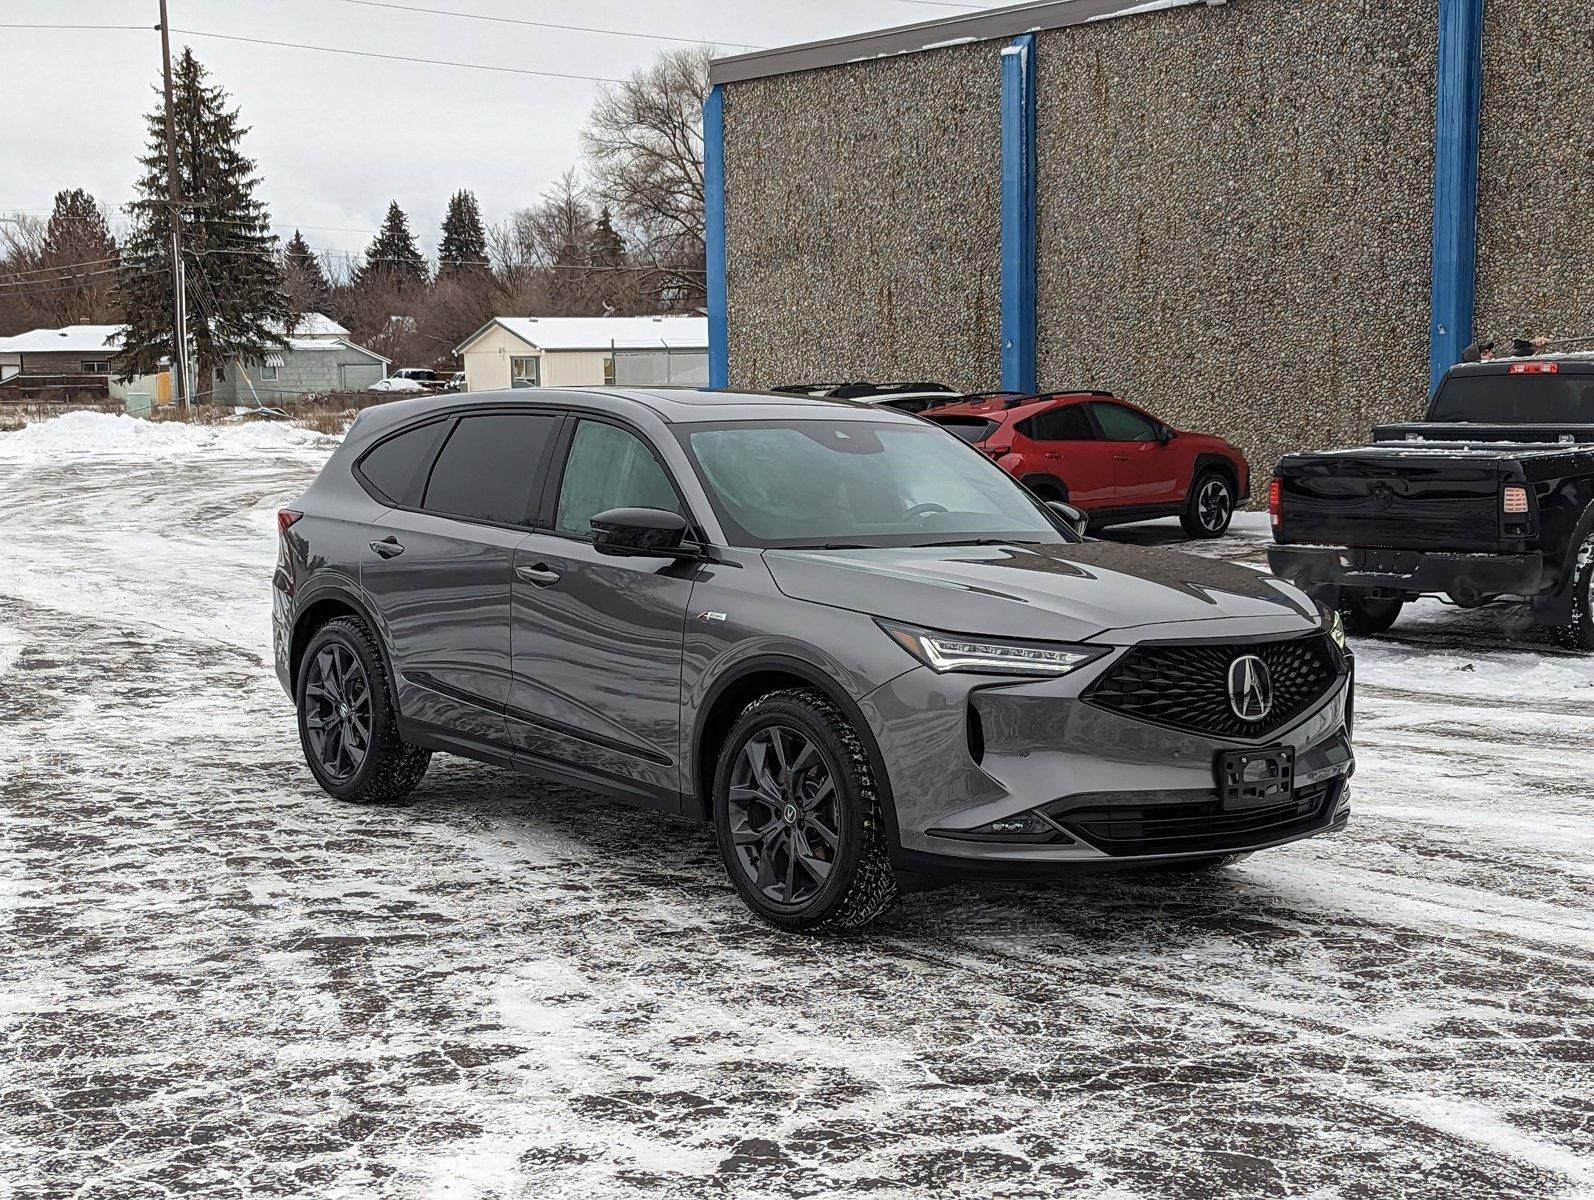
(879, 621), (1106, 677)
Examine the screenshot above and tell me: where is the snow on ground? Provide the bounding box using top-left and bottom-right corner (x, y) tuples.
(1, 417), (1590, 1199)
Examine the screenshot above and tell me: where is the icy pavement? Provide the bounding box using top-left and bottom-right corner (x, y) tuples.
(1, 419), (1590, 1199)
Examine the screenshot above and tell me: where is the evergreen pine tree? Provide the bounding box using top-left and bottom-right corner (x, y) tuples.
(115, 48), (287, 387)
(437, 190), (487, 278)
(281, 229), (330, 321)
(34, 189), (119, 326)
(353, 201), (429, 292)
(589, 207), (625, 270)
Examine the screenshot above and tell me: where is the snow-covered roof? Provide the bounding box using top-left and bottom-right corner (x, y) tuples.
(283, 337), (389, 363)
(0, 324), (125, 355)
(455, 316), (709, 356)
(285, 312), (349, 339)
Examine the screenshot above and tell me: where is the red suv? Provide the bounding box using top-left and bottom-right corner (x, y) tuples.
(924, 391), (1249, 538)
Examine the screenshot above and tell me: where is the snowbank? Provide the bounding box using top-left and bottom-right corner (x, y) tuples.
(0, 411), (335, 463)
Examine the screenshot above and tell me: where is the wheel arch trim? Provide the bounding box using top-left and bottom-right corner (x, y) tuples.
(289, 581), (395, 697)
(689, 653), (901, 844)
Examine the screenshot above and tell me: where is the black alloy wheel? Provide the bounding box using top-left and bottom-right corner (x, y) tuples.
(726, 724), (842, 908)
(712, 689), (898, 931)
(295, 616), (431, 804)
(302, 642), (372, 782)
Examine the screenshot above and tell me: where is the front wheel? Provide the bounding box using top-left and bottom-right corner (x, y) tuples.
(712, 689), (898, 932)
(1553, 532), (1594, 650)
(1339, 589), (1403, 636)
(296, 616), (431, 803)
(1181, 470), (1235, 538)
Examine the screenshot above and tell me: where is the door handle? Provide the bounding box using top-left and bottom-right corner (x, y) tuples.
(1044, 452), (1062, 460)
(1113, 453), (1131, 462)
(516, 563), (561, 587)
(369, 536), (404, 559)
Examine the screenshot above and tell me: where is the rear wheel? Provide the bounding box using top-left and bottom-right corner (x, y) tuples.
(1181, 470), (1235, 538)
(1339, 589), (1403, 636)
(712, 689), (897, 932)
(1553, 531), (1594, 650)
(296, 616), (430, 803)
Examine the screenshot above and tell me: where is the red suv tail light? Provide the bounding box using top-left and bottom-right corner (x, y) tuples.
(1268, 477), (1282, 528)
(278, 509), (303, 534)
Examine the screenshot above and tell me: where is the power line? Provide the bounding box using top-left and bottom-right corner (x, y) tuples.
(0, 256), (122, 279)
(166, 27), (626, 83)
(318, 0), (759, 50)
(1, 23), (626, 83)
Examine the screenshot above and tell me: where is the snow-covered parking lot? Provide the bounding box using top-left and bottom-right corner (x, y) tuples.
(2, 414), (1591, 1199)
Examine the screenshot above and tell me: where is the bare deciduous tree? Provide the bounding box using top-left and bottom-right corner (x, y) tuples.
(581, 45), (710, 309)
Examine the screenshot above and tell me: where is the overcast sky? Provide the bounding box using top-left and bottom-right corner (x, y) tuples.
(2, 0), (1006, 264)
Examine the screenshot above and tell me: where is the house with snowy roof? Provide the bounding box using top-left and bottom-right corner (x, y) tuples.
(453, 315), (709, 392)
(210, 313), (389, 404)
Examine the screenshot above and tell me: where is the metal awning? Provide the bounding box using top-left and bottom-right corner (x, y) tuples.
(263, 352), (285, 368)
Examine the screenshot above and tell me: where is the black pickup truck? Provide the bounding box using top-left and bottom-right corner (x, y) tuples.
(1267, 355), (1594, 647)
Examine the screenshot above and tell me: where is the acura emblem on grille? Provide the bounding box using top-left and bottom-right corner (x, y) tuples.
(1227, 655), (1273, 722)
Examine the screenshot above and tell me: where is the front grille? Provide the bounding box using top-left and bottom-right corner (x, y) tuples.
(1085, 634), (1341, 739)
(1055, 781), (1336, 857)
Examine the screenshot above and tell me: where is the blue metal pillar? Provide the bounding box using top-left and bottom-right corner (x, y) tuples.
(1428, 0), (1484, 392)
(704, 84), (729, 390)
(1000, 35), (1037, 395)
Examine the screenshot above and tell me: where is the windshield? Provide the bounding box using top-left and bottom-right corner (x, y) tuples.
(675, 418), (1072, 549)
(1430, 372), (1594, 424)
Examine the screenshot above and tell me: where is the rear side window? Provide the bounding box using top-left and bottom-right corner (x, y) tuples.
(926, 416), (998, 443)
(356, 420), (449, 507)
(422, 412), (558, 525)
(1024, 405), (1096, 441)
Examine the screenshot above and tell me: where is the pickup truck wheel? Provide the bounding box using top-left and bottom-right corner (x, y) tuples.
(1554, 533), (1594, 651)
(1180, 471), (1235, 538)
(1339, 589), (1403, 636)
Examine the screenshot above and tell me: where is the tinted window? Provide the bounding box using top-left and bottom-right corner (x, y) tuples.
(1430, 373), (1594, 424)
(357, 420), (449, 507)
(927, 415), (998, 443)
(422, 412), (557, 525)
(1089, 402), (1159, 442)
(555, 421), (681, 536)
(1025, 405), (1096, 441)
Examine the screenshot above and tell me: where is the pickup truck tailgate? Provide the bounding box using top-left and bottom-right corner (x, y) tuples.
(1276, 448), (1505, 551)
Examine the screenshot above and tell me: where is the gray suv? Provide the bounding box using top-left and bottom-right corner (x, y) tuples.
(273, 388), (1354, 930)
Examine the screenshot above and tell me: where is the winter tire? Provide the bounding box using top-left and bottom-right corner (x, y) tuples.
(713, 688), (898, 933)
(1338, 589), (1403, 636)
(296, 616), (431, 803)
(1554, 531), (1594, 651)
(1181, 470), (1235, 538)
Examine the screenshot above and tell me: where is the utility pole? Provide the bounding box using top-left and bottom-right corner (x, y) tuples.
(157, 0), (191, 409)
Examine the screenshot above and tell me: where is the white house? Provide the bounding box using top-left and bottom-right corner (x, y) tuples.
(453, 316), (709, 392)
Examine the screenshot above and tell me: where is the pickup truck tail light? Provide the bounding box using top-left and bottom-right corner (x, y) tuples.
(1502, 486), (1529, 514)
(1268, 477), (1282, 528)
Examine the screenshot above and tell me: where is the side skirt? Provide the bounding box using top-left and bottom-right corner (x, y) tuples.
(397, 716), (694, 819)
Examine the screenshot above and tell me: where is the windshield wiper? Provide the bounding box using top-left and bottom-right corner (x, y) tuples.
(909, 537), (1035, 548)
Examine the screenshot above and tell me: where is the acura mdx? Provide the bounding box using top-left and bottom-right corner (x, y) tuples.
(273, 389), (1353, 931)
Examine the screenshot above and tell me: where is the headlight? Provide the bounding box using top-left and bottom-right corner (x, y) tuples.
(1323, 606), (1347, 652)
(879, 621), (1106, 677)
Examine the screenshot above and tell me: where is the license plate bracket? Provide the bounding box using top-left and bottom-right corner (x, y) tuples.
(1215, 746), (1295, 809)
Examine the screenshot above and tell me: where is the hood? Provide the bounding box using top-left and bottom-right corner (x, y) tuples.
(763, 540), (1319, 643)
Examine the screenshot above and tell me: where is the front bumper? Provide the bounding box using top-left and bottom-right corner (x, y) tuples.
(1267, 544), (1544, 600)
(860, 640), (1353, 877)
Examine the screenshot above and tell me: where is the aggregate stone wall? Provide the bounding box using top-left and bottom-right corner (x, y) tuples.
(1034, 0), (1440, 479)
(722, 43), (1003, 393)
(1475, 0), (1594, 346)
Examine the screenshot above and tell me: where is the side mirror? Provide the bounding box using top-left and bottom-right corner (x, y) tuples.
(590, 507), (695, 558)
(1045, 500), (1089, 538)
(1157, 425), (1177, 445)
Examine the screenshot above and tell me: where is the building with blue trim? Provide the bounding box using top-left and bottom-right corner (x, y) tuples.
(705, 0), (1590, 478)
